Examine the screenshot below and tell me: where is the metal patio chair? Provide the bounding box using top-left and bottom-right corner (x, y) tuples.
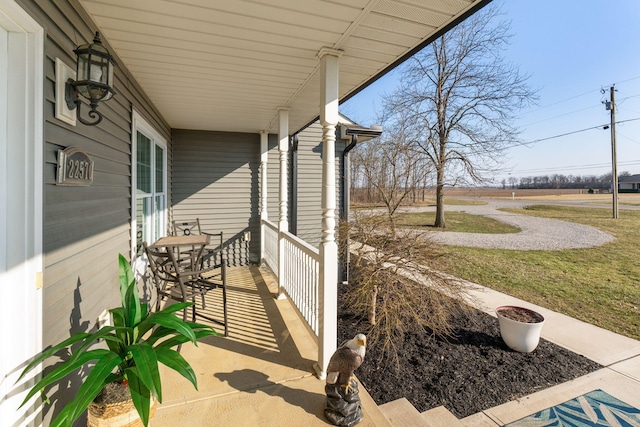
(172, 218), (225, 266)
(143, 241), (228, 336)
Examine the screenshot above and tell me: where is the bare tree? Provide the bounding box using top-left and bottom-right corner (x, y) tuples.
(352, 116), (431, 230)
(382, 4), (537, 227)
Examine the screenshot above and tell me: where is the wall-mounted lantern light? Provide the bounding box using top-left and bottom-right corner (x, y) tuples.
(65, 32), (116, 126)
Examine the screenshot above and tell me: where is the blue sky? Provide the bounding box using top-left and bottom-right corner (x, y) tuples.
(341, 0), (640, 182)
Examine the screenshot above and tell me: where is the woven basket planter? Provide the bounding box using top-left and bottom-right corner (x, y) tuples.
(87, 392), (156, 427)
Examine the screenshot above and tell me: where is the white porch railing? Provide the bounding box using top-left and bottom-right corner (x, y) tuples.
(261, 219), (319, 336)
(262, 219), (279, 276)
(281, 229), (320, 335)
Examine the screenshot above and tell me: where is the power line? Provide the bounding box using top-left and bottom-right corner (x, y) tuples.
(516, 78), (640, 125)
(509, 117), (640, 148)
(609, 75), (640, 86)
(616, 93), (640, 106)
(522, 88), (599, 115)
(520, 96), (640, 129)
(519, 104), (601, 127)
(509, 159), (640, 175)
(509, 124), (605, 148)
(520, 76), (640, 113)
(617, 131), (640, 145)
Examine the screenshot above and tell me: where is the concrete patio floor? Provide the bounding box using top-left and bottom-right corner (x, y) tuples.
(152, 265), (390, 427)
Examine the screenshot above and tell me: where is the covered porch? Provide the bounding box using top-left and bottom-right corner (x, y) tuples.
(1, 1), (496, 425)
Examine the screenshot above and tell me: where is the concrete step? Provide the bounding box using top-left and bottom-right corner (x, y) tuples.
(357, 380), (393, 426)
(379, 398), (427, 426)
(421, 406), (465, 427)
(378, 398), (466, 427)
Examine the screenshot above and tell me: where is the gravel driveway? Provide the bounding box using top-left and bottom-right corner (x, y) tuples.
(399, 199), (615, 250)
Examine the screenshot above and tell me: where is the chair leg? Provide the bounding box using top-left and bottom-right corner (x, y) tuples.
(222, 263), (228, 337)
(197, 278), (206, 309)
(222, 284), (228, 337)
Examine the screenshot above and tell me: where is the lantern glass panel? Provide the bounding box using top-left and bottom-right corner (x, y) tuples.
(107, 63), (114, 87)
(76, 53), (90, 81)
(89, 58), (104, 83)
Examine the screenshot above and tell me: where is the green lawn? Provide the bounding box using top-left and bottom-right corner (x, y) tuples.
(441, 198), (488, 206)
(425, 205), (640, 340)
(352, 197), (486, 210)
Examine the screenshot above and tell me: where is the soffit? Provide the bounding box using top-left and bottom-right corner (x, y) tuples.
(78, 0), (486, 133)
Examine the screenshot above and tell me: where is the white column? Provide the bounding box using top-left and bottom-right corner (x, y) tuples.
(277, 108), (289, 299)
(314, 47), (342, 379)
(260, 130), (269, 222)
(259, 130), (268, 265)
(278, 108), (289, 232)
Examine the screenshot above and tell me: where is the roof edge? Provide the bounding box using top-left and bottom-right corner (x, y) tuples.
(294, 0), (494, 135)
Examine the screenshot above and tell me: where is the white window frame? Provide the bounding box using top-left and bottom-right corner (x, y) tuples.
(131, 110), (167, 263)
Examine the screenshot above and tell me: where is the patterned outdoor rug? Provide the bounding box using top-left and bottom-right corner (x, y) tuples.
(503, 390), (640, 426)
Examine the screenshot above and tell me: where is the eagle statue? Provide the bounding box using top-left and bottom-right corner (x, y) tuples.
(326, 333), (366, 393)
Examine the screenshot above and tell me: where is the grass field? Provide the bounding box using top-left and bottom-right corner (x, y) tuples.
(423, 204), (640, 340)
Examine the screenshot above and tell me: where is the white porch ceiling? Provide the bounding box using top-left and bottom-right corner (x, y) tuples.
(78, 0), (488, 134)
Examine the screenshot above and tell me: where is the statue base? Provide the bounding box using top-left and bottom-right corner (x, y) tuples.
(324, 378), (364, 427)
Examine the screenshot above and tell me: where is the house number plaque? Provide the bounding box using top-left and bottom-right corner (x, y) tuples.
(57, 147), (94, 186)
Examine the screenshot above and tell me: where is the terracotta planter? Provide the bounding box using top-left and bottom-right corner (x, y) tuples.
(495, 305), (545, 353)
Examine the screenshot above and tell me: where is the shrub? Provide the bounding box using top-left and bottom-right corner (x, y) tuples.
(340, 213), (476, 367)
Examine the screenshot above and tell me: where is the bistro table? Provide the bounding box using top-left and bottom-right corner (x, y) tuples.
(150, 234), (211, 269)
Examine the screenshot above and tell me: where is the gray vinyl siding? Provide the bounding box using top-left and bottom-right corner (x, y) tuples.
(294, 121), (346, 247)
(171, 130), (261, 265)
(16, 1), (169, 422)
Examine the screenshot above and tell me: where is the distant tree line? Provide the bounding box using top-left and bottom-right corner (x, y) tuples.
(503, 171), (633, 190)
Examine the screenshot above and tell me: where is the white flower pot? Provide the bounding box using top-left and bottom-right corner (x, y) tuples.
(496, 305), (545, 353)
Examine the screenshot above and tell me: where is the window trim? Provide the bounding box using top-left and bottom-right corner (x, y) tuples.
(131, 110), (167, 261)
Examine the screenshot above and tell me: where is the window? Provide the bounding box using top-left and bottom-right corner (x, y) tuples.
(132, 111), (167, 257)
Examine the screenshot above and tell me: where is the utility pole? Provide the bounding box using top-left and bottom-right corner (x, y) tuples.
(605, 86), (619, 219)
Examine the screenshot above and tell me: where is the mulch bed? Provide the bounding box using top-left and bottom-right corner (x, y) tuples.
(338, 300), (602, 419)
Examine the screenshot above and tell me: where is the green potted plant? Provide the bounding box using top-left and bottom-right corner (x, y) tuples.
(18, 254), (218, 427)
